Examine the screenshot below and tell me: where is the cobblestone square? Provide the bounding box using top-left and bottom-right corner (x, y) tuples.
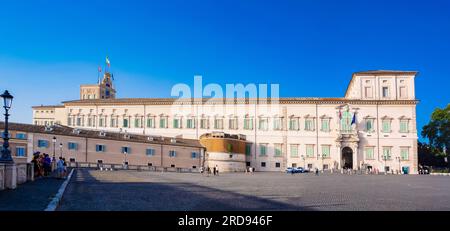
(57, 169), (450, 211)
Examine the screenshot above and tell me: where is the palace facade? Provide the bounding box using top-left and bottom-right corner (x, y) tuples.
(32, 70), (419, 173)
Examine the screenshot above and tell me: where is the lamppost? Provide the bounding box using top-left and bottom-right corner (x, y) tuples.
(0, 90), (14, 163)
(382, 154), (388, 175)
(396, 156), (401, 175)
(124, 151), (128, 169)
(52, 136), (57, 160)
(301, 154), (305, 169)
(59, 142), (63, 158)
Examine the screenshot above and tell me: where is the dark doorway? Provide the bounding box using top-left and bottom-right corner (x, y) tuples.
(342, 147), (353, 169)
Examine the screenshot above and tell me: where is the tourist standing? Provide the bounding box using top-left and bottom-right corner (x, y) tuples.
(216, 165), (219, 176)
(213, 166), (217, 176)
(56, 157), (64, 179)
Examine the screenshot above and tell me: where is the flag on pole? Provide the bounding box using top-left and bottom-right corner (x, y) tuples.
(111, 73), (115, 81)
(106, 56), (111, 68)
(351, 113), (356, 125)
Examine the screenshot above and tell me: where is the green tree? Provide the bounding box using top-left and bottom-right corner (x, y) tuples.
(421, 104), (450, 160)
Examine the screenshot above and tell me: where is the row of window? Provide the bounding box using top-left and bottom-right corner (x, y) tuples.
(37, 140), (199, 158)
(245, 143), (410, 161)
(68, 115), (410, 133)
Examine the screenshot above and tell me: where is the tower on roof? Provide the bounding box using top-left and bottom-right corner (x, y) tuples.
(79, 58), (116, 100)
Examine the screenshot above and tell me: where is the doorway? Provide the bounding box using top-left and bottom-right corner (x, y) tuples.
(341, 147), (353, 169)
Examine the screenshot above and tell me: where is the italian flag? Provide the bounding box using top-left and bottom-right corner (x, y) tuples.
(106, 56), (111, 67)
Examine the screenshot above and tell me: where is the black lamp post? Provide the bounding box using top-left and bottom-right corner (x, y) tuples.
(52, 136), (57, 160)
(59, 142), (63, 158)
(0, 90), (14, 163)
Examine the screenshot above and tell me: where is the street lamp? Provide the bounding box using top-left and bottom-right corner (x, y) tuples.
(0, 90), (14, 163)
(124, 151), (128, 169)
(396, 156), (401, 175)
(301, 154), (305, 169)
(382, 154), (388, 175)
(52, 136), (57, 159)
(59, 142), (63, 158)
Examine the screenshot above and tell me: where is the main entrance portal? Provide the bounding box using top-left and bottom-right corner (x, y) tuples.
(342, 147), (353, 169)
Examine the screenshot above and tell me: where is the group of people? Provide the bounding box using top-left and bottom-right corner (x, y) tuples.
(31, 152), (68, 179)
(200, 165), (220, 176)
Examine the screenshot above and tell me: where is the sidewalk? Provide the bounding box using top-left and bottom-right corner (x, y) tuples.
(0, 176), (65, 211)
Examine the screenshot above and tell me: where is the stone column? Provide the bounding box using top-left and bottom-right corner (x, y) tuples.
(4, 163), (17, 190)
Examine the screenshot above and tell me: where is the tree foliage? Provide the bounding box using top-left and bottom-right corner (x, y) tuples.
(421, 104), (450, 157)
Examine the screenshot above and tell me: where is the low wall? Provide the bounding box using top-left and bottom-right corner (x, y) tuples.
(0, 164), (4, 190)
(68, 162), (200, 173)
(0, 163), (34, 191)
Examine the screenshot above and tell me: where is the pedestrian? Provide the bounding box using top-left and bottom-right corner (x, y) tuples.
(213, 166), (217, 176)
(207, 166), (211, 177)
(56, 157), (64, 179)
(200, 166), (204, 175)
(216, 165), (219, 176)
(315, 168), (319, 176)
(62, 158), (67, 178)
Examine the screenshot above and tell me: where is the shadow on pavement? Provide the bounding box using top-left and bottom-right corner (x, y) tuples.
(58, 169), (315, 211)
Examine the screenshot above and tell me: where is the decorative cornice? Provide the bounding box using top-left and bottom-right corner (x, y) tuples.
(60, 98), (419, 106)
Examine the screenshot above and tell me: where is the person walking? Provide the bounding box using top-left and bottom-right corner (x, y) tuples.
(315, 168), (319, 176)
(213, 166), (217, 176)
(56, 157), (64, 179)
(216, 165), (219, 176)
(62, 158), (67, 178)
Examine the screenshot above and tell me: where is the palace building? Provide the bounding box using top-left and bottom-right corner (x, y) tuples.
(32, 70), (419, 173)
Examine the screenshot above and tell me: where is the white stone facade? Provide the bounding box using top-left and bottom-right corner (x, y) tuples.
(32, 70), (419, 173)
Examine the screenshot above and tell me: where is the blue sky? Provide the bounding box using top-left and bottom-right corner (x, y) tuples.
(0, 0), (449, 139)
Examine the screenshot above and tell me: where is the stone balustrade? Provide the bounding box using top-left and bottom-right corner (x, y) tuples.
(0, 163), (34, 191)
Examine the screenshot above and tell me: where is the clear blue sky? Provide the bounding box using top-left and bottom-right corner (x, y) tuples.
(0, 0), (449, 139)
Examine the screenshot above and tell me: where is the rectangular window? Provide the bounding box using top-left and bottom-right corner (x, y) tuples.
(147, 117), (155, 128)
(15, 133), (26, 139)
(259, 144), (267, 156)
(274, 144), (283, 157)
(200, 118), (209, 129)
(214, 118), (223, 129)
(122, 118), (128, 128)
(169, 150), (177, 157)
(259, 118), (268, 131)
(365, 87), (373, 98)
(399, 86), (407, 99)
(382, 87), (390, 98)
(321, 145), (330, 158)
(382, 147), (392, 160)
(400, 120), (409, 133)
(365, 147), (374, 160)
(321, 119), (330, 132)
(261, 162), (266, 167)
(134, 118), (140, 128)
(382, 120), (391, 133)
(366, 119), (374, 132)
(67, 117), (72, 126)
(68, 142), (78, 150)
(173, 118), (181, 128)
(15, 147), (26, 157)
(229, 117), (238, 130)
(76, 118), (82, 126)
(187, 118), (195, 129)
(96, 145), (106, 152)
(87, 118), (93, 127)
(245, 143), (252, 156)
(401, 148), (409, 160)
(244, 117), (253, 130)
(110, 118), (116, 127)
(273, 117), (283, 130)
(146, 148), (155, 156)
(305, 119), (314, 131)
(191, 152), (198, 159)
(289, 118), (299, 131)
(122, 147), (131, 154)
(306, 145), (314, 158)
(290, 144), (299, 158)
(159, 117), (167, 128)
(275, 162), (281, 168)
(38, 140), (48, 148)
